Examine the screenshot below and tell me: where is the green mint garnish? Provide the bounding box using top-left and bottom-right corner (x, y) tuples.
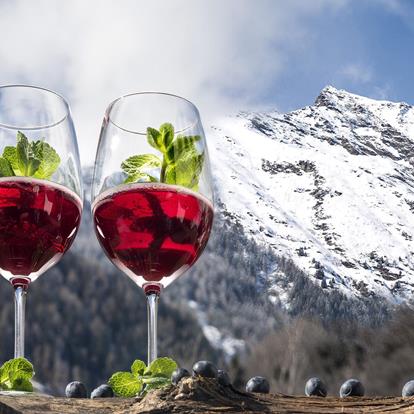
(121, 123), (204, 191)
(107, 371), (143, 397)
(108, 357), (178, 397)
(0, 131), (60, 179)
(0, 357), (34, 392)
(0, 157), (15, 177)
(144, 357), (179, 378)
(131, 359), (146, 376)
(142, 377), (170, 393)
(121, 154), (161, 184)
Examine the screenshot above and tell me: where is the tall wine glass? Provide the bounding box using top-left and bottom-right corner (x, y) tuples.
(0, 85), (83, 359)
(92, 92), (214, 364)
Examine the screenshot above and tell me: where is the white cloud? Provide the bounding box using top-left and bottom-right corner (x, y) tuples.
(337, 63), (392, 101)
(0, 0), (347, 164)
(339, 63), (373, 84)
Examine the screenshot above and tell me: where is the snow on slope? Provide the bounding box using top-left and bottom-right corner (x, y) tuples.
(208, 86), (414, 304)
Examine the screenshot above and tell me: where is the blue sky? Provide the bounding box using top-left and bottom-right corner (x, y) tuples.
(0, 0), (412, 163)
(270, 0), (414, 111)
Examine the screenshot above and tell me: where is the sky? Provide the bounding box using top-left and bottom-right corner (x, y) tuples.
(0, 0), (413, 165)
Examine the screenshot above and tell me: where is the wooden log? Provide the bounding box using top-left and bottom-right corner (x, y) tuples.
(1, 377), (413, 413)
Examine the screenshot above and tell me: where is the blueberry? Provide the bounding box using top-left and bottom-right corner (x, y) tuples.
(65, 381), (87, 398)
(91, 384), (114, 399)
(245, 376), (270, 394)
(171, 368), (191, 385)
(305, 377), (327, 397)
(402, 380), (414, 397)
(192, 361), (218, 378)
(339, 379), (365, 398)
(217, 370), (231, 387)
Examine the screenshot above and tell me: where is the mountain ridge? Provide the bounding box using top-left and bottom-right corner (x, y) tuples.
(208, 86), (414, 304)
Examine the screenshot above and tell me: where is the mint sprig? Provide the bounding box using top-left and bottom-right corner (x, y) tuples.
(121, 123), (204, 191)
(0, 357), (34, 392)
(108, 357), (178, 397)
(107, 372), (143, 396)
(0, 131), (60, 179)
(121, 153), (161, 184)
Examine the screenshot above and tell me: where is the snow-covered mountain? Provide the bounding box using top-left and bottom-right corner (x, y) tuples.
(208, 86), (414, 304)
(65, 86), (414, 365)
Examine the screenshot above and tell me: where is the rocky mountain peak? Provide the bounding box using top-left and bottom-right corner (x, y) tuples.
(314, 85), (349, 107)
(209, 86), (414, 304)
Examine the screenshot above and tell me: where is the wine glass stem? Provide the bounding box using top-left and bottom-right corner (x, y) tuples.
(14, 286), (27, 358)
(146, 292), (159, 365)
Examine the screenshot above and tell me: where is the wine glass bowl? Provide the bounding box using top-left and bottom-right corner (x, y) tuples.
(0, 177), (82, 284)
(93, 183), (213, 291)
(92, 92), (214, 362)
(92, 92), (213, 292)
(0, 85), (83, 358)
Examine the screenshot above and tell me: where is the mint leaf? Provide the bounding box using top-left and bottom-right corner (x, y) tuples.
(159, 123), (174, 151)
(131, 359), (146, 377)
(145, 357), (177, 378)
(143, 377), (170, 394)
(2, 147), (21, 175)
(121, 154), (161, 184)
(11, 378), (33, 392)
(165, 135), (200, 164)
(147, 127), (163, 151)
(124, 173), (158, 184)
(0, 358), (34, 391)
(32, 141), (60, 179)
(0, 363), (9, 385)
(121, 154), (162, 175)
(16, 132), (29, 175)
(142, 376), (170, 385)
(2, 133), (60, 179)
(16, 132), (42, 177)
(122, 123), (204, 191)
(108, 372), (143, 397)
(7, 358), (34, 382)
(108, 357), (178, 397)
(165, 152), (204, 189)
(0, 157), (15, 177)
(147, 124), (174, 153)
(26, 153), (41, 176)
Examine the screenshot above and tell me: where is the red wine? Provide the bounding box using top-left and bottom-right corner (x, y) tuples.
(92, 183), (213, 290)
(0, 177), (82, 284)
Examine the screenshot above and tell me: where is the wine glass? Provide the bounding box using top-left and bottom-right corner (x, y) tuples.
(0, 85), (83, 359)
(92, 92), (214, 364)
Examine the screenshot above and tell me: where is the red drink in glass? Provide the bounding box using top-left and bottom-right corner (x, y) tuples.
(0, 177), (82, 284)
(92, 183), (213, 290)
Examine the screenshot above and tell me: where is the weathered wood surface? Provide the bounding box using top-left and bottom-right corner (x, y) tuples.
(1, 377), (414, 413)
